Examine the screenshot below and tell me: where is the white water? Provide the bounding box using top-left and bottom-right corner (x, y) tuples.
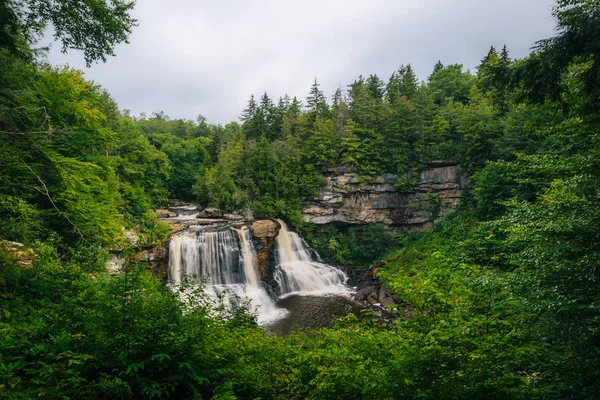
(169, 228), (285, 324)
(274, 220), (348, 297)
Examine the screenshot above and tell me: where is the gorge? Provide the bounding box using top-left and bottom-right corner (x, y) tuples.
(155, 163), (468, 330)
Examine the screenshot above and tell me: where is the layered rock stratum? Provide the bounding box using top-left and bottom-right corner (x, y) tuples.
(303, 163), (468, 230)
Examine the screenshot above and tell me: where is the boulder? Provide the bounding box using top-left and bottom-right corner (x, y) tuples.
(156, 209), (177, 218)
(380, 295), (395, 307)
(223, 213), (244, 221)
(198, 207), (222, 218)
(367, 294), (379, 305)
(355, 285), (376, 301)
(161, 219), (187, 234)
(252, 220), (278, 239)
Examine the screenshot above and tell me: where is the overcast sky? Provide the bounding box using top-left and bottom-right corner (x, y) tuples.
(47, 0), (557, 125)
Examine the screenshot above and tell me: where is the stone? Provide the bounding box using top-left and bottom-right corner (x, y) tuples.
(223, 213), (244, 221)
(302, 163), (467, 230)
(161, 219), (187, 234)
(252, 220), (278, 239)
(106, 254), (126, 274)
(378, 286), (388, 303)
(156, 209), (177, 218)
(355, 286), (376, 301)
(243, 208), (254, 221)
(381, 296), (395, 307)
(0, 240), (35, 266)
(198, 207), (222, 218)
(367, 294), (379, 305)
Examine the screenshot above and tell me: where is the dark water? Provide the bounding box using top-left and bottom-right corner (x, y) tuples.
(265, 294), (363, 336)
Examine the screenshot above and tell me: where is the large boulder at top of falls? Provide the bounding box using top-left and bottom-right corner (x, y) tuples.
(251, 220), (279, 239)
(251, 220), (281, 281)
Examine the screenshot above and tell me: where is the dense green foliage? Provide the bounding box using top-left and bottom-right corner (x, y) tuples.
(309, 224), (398, 266)
(1, 0), (600, 398)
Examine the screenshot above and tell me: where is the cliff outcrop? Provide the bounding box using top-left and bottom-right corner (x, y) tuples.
(303, 163), (468, 230)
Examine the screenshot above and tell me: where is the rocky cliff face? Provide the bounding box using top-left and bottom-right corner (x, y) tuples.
(303, 163), (468, 230)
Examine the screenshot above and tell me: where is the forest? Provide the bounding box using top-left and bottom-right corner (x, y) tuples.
(0, 0), (599, 398)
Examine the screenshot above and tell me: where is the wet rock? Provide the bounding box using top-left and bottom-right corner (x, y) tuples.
(161, 219), (188, 234)
(198, 207), (222, 218)
(355, 285), (376, 301)
(223, 213), (244, 221)
(250, 220), (281, 281)
(251, 220), (279, 239)
(156, 209), (177, 218)
(168, 204), (200, 212)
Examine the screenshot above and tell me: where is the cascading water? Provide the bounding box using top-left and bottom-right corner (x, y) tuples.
(274, 220), (348, 296)
(169, 227), (285, 324)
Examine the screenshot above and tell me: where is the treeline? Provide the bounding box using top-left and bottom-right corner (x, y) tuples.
(128, 46), (555, 226)
(0, 34), (561, 236)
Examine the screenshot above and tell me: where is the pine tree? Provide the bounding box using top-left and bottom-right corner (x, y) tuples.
(306, 77), (329, 119)
(241, 94), (265, 140)
(331, 87), (348, 134)
(366, 74), (385, 99)
(387, 64), (418, 104)
(259, 92), (279, 140)
(241, 94), (257, 125)
(431, 60), (444, 78)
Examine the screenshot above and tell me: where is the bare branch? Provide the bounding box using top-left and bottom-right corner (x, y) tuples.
(21, 160), (89, 244)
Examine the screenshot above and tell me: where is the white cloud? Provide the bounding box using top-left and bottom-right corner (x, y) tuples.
(48, 0), (556, 124)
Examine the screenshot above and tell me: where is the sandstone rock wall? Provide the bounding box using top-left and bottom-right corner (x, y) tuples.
(251, 219), (281, 281)
(303, 163), (468, 230)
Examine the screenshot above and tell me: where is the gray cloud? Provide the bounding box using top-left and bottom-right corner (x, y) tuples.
(47, 0), (556, 124)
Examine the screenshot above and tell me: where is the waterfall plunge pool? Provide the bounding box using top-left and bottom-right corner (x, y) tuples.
(169, 219), (363, 331)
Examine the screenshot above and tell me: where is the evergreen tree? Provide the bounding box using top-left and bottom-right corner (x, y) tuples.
(430, 60), (444, 78)
(387, 64), (419, 104)
(306, 77), (329, 120)
(240, 94), (263, 140)
(366, 74), (385, 100)
(259, 92), (279, 140)
(331, 87), (349, 134)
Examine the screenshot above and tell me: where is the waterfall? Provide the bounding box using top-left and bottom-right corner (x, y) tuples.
(169, 227), (285, 324)
(274, 220), (348, 296)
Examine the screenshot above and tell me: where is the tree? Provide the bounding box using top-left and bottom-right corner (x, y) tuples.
(2, 0), (137, 65)
(260, 92), (281, 141)
(515, 0), (600, 113)
(386, 64), (418, 103)
(478, 45), (512, 111)
(241, 94), (264, 140)
(428, 64), (475, 105)
(331, 87), (349, 134)
(365, 74), (385, 100)
(430, 60), (444, 78)
(306, 77), (329, 120)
